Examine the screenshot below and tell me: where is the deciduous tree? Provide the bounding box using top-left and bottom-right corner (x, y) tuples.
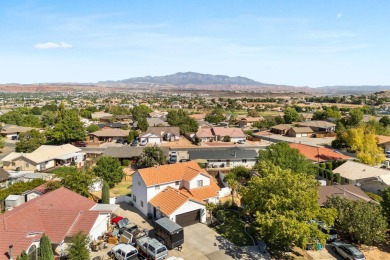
(86, 124), (100, 133)
(258, 142), (315, 174)
(93, 156), (124, 187)
(15, 129), (46, 153)
(343, 126), (385, 165)
(326, 196), (387, 245)
(205, 108), (226, 123)
(138, 146), (166, 168)
(53, 167), (94, 197)
(283, 107), (299, 123)
(241, 162), (336, 250)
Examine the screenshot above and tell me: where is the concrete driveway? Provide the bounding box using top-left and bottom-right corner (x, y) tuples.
(169, 223), (267, 260)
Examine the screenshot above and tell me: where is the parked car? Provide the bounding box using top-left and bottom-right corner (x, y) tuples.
(317, 221), (337, 242)
(331, 241), (366, 260)
(130, 140), (138, 146)
(122, 140), (129, 145)
(169, 155), (177, 164)
(140, 139), (148, 146)
(170, 151), (177, 157)
(116, 139), (123, 144)
(73, 141), (87, 147)
(111, 244), (138, 260)
(386, 151), (390, 158)
(237, 139), (245, 144)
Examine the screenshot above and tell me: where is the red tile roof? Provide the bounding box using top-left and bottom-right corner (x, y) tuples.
(137, 161), (210, 186)
(149, 186), (205, 216)
(0, 187), (103, 257)
(289, 143), (350, 162)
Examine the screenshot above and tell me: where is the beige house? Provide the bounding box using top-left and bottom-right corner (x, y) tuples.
(0, 126), (33, 139)
(89, 128), (130, 142)
(2, 144), (85, 172)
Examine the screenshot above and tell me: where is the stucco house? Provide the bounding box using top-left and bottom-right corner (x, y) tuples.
(131, 161), (221, 226)
(299, 121), (336, 132)
(0, 126), (33, 140)
(89, 128), (130, 143)
(286, 127), (314, 137)
(0, 187), (118, 258)
(139, 127), (180, 145)
(195, 127), (246, 143)
(188, 147), (258, 169)
(333, 161), (390, 195)
(1, 144), (85, 172)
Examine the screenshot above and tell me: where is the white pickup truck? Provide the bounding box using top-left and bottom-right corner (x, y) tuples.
(136, 236), (168, 260)
(111, 244), (139, 260)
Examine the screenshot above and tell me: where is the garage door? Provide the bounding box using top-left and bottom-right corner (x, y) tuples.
(176, 209), (200, 227)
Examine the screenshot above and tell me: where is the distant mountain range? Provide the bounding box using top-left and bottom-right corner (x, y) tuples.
(98, 72), (390, 93)
(99, 72), (268, 86)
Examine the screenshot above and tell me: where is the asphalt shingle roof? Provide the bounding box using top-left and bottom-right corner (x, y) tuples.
(188, 147), (258, 160)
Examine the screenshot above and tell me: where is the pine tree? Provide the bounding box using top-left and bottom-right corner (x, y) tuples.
(38, 234), (54, 260)
(101, 180), (110, 204)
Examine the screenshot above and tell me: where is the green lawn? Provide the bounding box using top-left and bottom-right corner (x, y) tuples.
(110, 180), (132, 196)
(214, 210), (254, 246)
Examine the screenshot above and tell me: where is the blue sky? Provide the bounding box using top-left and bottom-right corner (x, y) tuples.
(0, 0), (389, 87)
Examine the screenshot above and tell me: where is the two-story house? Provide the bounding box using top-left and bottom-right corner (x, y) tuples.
(131, 161), (221, 226)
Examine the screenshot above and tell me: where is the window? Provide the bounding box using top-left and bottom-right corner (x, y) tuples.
(12, 162), (15, 166)
(197, 180), (203, 187)
(155, 185), (160, 190)
(175, 181), (180, 186)
(140, 200), (144, 207)
(242, 159), (247, 163)
(25, 163), (29, 167)
(133, 195), (136, 202)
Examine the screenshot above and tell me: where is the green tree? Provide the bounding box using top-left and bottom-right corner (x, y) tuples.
(206, 202), (217, 225)
(138, 146), (166, 168)
(167, 109), (198, 135)
(137, 117), (149, 132)
(93, 156), (124, 188)
(0, 136), (4, 149)
(241, 162), (336, 250)
(326, 196), (387, 245)
(379, 116), (390, 127)
(226, 178), (239, 206)
(343, 126), (385, 165)
(16, 251), (29, 260)
(205, 108), (226, 123)
(67, 232), (90, 260)
(45, 103), (86, 144)
(19, 114), (41, 127)
(224, 166), (251, 185)
(31, 106), (42, 115)
(86, 124), (100, 133)
(53, 167), (94, 197)
(41, 111), (57, 127)
(15, 129), (46, 153)
(258, 142), (315, 174)
(283, 107), (299, 123)
(101, 180), (110, 204)
(347, 108), (363, 126)
(381, 187), (390, 223)
(38, 234), (54, 260)
(132, 105), (152, 121)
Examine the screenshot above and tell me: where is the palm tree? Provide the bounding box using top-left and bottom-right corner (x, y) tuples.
(226, 178), (239, 206)
(205, 202), (216, 225)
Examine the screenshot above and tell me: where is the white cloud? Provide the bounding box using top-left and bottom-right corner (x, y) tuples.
(337, 12), (343, 19)
(34, 42), (73, 49)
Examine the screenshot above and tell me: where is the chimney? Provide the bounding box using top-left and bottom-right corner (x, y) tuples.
(9, 245), (13, 260)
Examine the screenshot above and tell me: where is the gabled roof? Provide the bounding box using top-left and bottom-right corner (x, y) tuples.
(333, 161), (390, 181)
(288, 127), (314, 133)
(212, 127), (245, 137)
(188, 147), (258, 160)
(0, 187), (100, 252)
(271, 124), (293, 130)
(196, 128), (214, 138)
(0, 168), (10, 182)
(318, 184), (373, 206)
(140, 126), (180, 138)
(0, 126), (32, 134)
(136, 161), (210, 187)
(149, 186), (204, 216)
(180, 179), (220, 201)
(289, 143), (350, 162)
(90, 128), (130, 137)
(377, 135), (390, 145)
(300, 120), (336, 128)
(147, 118), (170, 127)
